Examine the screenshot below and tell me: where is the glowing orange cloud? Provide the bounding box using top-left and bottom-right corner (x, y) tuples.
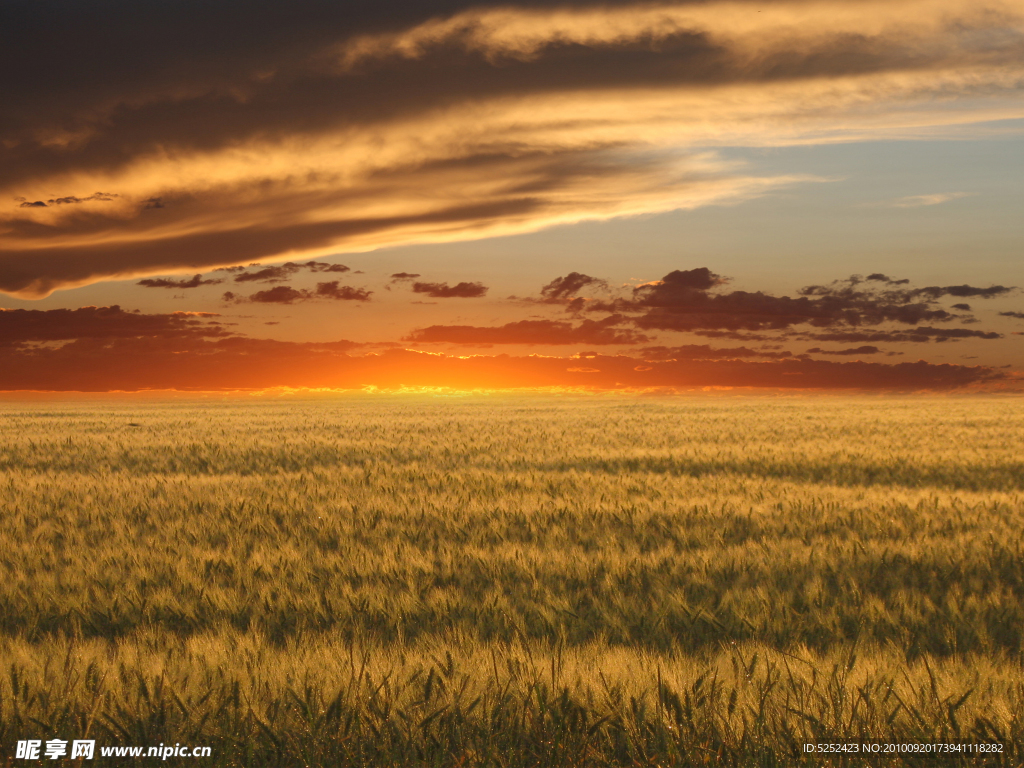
(0, 338), (1002, 393)
(3, 0), (1023, 296)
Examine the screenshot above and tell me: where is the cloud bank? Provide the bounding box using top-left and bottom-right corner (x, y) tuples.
(405, 315), (647, 345)
(0, 307), (1000, 392)
(411, 281), (489, 298)
(3, 0), (1023, 295)
(1, 263), (1015, 392)
(137, 274), (223, 289)
(579, 269), (1013, 333)
(224, 281), (372, 304)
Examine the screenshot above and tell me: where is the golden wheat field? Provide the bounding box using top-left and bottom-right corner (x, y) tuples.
(0, 394), (1022, 767)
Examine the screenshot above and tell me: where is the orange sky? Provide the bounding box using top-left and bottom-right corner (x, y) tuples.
(1, 0), (1022, 391)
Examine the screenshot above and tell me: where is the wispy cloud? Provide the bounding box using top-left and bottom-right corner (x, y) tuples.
(404, 316), (647, 346)
(881, 192), (974, 208)
(223, 281), (371, 304)
(137, 274), (223, 289)
(2, 0), (1023, 295)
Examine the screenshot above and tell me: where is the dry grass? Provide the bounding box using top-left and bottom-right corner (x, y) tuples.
(0, 394), (1021, 766)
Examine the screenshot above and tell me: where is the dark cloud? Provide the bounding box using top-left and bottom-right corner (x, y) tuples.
(999, 311), (1024, 319)
(411, 281), (488, 298)
(309, 262), (351, 273)
(0, 335), (365, 391)
(865, 273), (910, 285)
(0, 197), (540, 296)
(492, 268), (1014, 353)
(579, 270), (1009, 334)
(3, 0), (1021, 295)
(540, 272), (608, 300)
(912, 284), (1014, 299)
(244, 286), (308, 304)
(233, 260), (350, 283)
(227, 281), (371, 304)
(0, 306), (228, 346)
(806, 345), (882, 356)
(405, 315), (648, 345)
(801, 327), (1001, 343)
(635, 279), (944, 331)
(639, 344), (793, 360)
(137, 274), (223, 289)
(314, 281), (373, 301)
(0, 302), (1007, 393)
(650, 268), (726, 292)
(802, 279), (1013, 313)
(0, 343), (1001, 393)
(691, 330), (781, 342)
(37, 192), (118, 206)
(234, 265), (302, 283)
(390, 272), (421, 281)
(4, 0), (1011, 189)
(800, 276), (1014, 302)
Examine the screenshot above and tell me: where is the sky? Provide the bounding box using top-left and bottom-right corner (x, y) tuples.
(2, 0), (1023, 392)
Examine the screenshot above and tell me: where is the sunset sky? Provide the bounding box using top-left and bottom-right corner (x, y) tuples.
(2, 0), (1023, 392)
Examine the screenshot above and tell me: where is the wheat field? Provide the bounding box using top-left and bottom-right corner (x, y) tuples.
(0, 394), (1022, 766)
